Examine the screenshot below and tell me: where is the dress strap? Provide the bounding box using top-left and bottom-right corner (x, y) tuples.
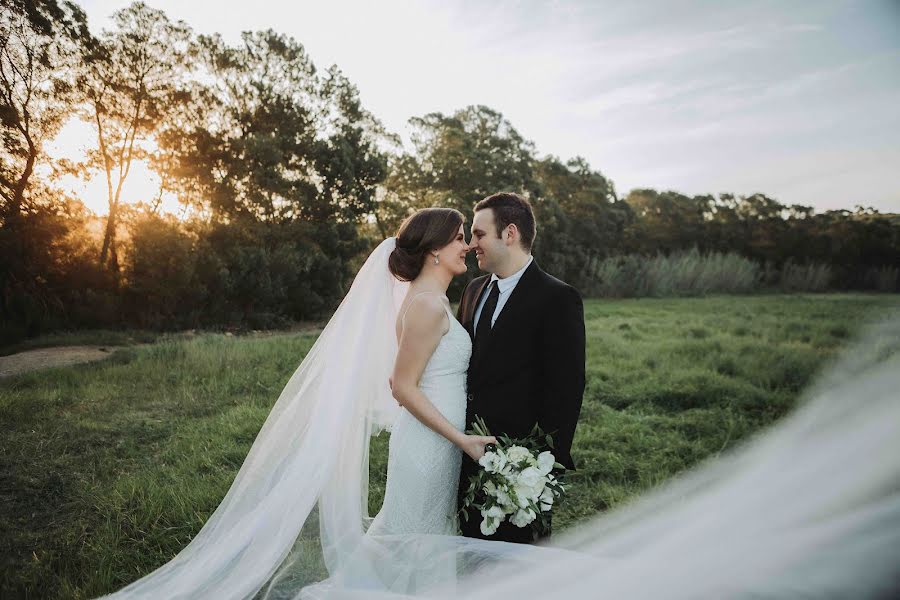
(401, 291), (447, 322)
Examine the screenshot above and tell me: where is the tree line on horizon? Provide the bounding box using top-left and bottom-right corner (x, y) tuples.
(2, 1), (898, 343)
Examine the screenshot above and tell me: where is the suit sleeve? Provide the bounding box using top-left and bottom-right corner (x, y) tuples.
(537, 285), (586, 471)
(456, 278), (478, 324)
(456, 282), (468, 322)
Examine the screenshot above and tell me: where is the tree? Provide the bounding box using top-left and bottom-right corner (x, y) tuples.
(534, 156), (632, 284)
(74, 1), (191, 273)
(388, 105), (539, 219)
(624, 189), (708, 253)
(159, 31), (389, 225)
(0, 1), (96, 341)
(315, 65), (392, 224)
(0, 0), (89, 224)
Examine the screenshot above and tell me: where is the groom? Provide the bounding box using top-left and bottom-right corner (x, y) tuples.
(457, 192), (586, 544)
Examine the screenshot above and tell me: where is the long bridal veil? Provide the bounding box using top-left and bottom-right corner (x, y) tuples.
(101, 238), (410, 599)
(100, 237), (900, 599)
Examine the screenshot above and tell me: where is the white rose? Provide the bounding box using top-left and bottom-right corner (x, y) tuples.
(480, 517), (500, 536)
(478, 451), (493, 470)
(513, 485), (531, 508)
(483, 480), (497, 496)
(536, 451), (556, 475)
(485, 505), (505, 520)
(479, 505), (505, 536)
(517, 466), (547, 497)
(506, 445), (531, 464)
(510, 507), (537, 528)
(478, 451), (507, 474)
(495, 485), (515, 512)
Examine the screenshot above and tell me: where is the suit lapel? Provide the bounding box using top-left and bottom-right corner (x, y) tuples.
(464, 276), (491, 339)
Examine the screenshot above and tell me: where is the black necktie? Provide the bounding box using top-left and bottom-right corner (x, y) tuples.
(475, 281), (500, 347)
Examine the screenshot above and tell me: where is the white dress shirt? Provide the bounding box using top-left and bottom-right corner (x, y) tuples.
(473, 255), (534, 336)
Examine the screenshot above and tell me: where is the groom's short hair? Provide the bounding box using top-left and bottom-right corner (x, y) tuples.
(474, 192), (536, 252)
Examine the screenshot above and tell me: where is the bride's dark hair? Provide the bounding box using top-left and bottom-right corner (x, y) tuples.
(389, 208), (465, 282)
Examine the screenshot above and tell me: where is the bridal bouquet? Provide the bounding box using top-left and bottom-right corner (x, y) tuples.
(459, 416), (567, 537)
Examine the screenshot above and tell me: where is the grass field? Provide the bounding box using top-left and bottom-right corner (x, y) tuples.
(1, 294), (897, 598)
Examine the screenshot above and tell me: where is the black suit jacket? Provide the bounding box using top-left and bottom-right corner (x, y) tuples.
(458, 260), (586, 470)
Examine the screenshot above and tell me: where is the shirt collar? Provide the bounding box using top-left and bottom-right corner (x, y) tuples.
(489, 255), (533, 293)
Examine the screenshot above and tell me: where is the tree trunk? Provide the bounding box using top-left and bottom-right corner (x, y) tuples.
(2, 125), (37, 226)
(99, 200), (117, 269)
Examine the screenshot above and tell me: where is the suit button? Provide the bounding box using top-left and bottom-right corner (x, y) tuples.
(466, 393), (474, 402)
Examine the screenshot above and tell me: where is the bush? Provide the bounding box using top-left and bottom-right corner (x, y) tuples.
(123, 214), (201, 328)
(190, 219), (361, 327)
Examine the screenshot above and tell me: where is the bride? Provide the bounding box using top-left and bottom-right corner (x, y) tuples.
(98, 207), (900, 599)
(371, 207), (494, 537)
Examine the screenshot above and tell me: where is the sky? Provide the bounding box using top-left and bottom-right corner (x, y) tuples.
(59, 0), (900, 214)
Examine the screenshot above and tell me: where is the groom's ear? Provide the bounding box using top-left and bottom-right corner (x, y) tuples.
(504, 223), (520, 246)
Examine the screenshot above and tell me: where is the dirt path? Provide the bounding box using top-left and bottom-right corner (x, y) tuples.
(0, 346), (123, 378)
(0, 327), (325, 380)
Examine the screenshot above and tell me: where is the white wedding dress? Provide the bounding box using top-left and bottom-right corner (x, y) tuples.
(368, 297), (471, 538)
(298, 298), (475, 597)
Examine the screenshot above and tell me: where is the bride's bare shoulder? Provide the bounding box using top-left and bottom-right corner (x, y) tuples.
(399, 292), (450, 333)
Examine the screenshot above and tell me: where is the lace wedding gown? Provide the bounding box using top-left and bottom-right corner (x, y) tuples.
(299, 297), (473, 598)
(368, 298), (472, 537)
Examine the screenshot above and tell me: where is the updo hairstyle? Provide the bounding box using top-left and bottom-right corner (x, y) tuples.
(388, 208), (465, 282)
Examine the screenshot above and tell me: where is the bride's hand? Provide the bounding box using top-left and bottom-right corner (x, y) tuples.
(460, 434), (497, 461)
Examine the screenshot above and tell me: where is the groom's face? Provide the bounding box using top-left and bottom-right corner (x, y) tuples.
(470, 208), (507, 274)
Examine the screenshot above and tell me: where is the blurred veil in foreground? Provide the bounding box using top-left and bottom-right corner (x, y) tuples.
(100, 239), (900, 600)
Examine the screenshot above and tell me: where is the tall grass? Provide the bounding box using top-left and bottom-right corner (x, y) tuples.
(580, 249), (871, 297)
(584, 248), (760, 297)
(864, 265), (900, 292)
(779, 260), (832, 292)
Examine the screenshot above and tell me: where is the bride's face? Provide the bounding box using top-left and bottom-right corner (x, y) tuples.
(434, 224), (470, 276)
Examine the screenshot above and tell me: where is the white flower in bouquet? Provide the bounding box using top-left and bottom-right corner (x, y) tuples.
(516, 466), (547, 499)
(536, 451), (556, 475)
(480, 505), (505, 536)
(510, 507), (537, 528)
(506, 445), (532, 465)
(495, 484), (516, 513)
(478, 450), (508, 474)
